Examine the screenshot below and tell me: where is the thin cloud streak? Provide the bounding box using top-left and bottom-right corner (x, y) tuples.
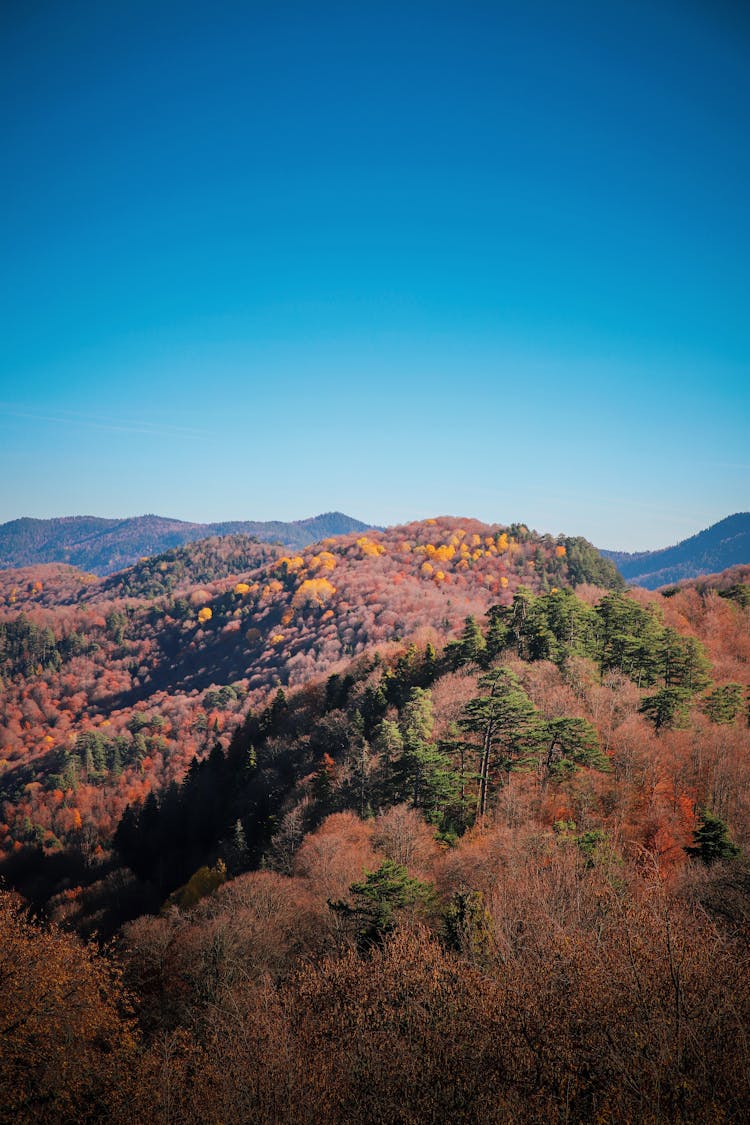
(0, 404), (211, 439)
(525, 485), (718, 524)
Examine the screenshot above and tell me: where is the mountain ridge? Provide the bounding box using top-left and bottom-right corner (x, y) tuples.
(0, 511), (372, 575)
(601, 512), (750, 588)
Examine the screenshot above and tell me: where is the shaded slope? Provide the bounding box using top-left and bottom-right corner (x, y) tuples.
(0, 511), (372, 574)
(602, 513), (750, 588)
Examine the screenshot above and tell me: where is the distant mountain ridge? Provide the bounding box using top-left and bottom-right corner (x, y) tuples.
(601, 513), (750, 588)
(0, 512), (372, 575)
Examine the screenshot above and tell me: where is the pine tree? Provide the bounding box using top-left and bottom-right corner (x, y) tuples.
(331, 859), (436, 949)
(703, 683), (744, 725)
(483, 606), (509, 663)
(227, 817), (248, 873)
(459, 616), (486, 665)
(541, 716), (609, 780)
(686, 811), (740, 865)
(460, 667), (544, 819)
(372, 719), (403, 806)
(639, 687), (692, 732)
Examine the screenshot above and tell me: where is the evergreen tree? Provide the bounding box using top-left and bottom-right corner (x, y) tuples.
(438, 722), (474, 835)
(687, 811), (740, 865)
(312, 752), (336, 811)
(109, 741), (123, 778)
(541, 716), (609, 780)
(639, 687), (692, 732)
(460, 667), (544, 819)
(346, 714), (372, 818)
(543, 587), (598, 663)
(225, 818), (249, 874)
(420, 642), (439, 685)
(596, 593), (661, 685)
(372, 719), (403, 807)
(703, 683), (745, 725)
(459, 616), (486, 665)
(483, 605), (510, 663)
(659, 629), (711, 693)
(563, 536), (625, 588)
(59, 751), (79, 792)
(391, 688), (458, 820)
(331, 859), (436, 949)
(397, 688), (435, 806)
(360, 682), (388, 739)
(508, 587), (535, 658)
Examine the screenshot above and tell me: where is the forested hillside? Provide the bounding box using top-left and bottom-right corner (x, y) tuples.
(2, 520), (749, 1123)
(0, 518), (618, 863)
(603, 512), (750, 588)
(0, 511), (372, 574)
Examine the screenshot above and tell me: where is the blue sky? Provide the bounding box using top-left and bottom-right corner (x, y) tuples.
(1, 1), (748, 550)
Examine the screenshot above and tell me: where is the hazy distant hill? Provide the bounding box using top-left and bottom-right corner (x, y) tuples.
(602, 513), (750, 588)
(0, 512), (371, 575)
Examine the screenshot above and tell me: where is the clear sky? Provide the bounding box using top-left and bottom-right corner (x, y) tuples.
(1, 1), (748, 550)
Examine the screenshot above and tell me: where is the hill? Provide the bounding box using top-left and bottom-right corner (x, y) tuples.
(0, 517), (621, 861)
(1, 522), (749, 1122)
(0, 511), (372, 574)
(602, 513), (750, 588)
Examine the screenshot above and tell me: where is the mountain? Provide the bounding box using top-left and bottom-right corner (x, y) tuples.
(1, 521), (749, 1122)
(0, 511), (372, 575)
(601, 513), (750, 588)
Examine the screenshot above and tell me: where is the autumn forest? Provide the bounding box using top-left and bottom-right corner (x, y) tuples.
(1, 517), (749, 1123)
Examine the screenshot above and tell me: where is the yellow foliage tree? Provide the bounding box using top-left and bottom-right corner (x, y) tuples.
(292, 577), (337, 609)
(356, 537), (385, 557)
(277, 555), (305, 574)
(310, 550), (336, 571)
(197, 606), (213, 624)
(164, 860), (227, 911)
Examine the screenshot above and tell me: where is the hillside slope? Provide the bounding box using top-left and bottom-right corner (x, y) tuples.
(602, 513), (750, 588)
(0, 517), (620, 857)
(0, 511), (372, 574)
(2, 532), (749, 1124)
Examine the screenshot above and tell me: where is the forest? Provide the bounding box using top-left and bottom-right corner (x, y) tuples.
(0, 511), (371, 574)
(1, 519), (749, 1123)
